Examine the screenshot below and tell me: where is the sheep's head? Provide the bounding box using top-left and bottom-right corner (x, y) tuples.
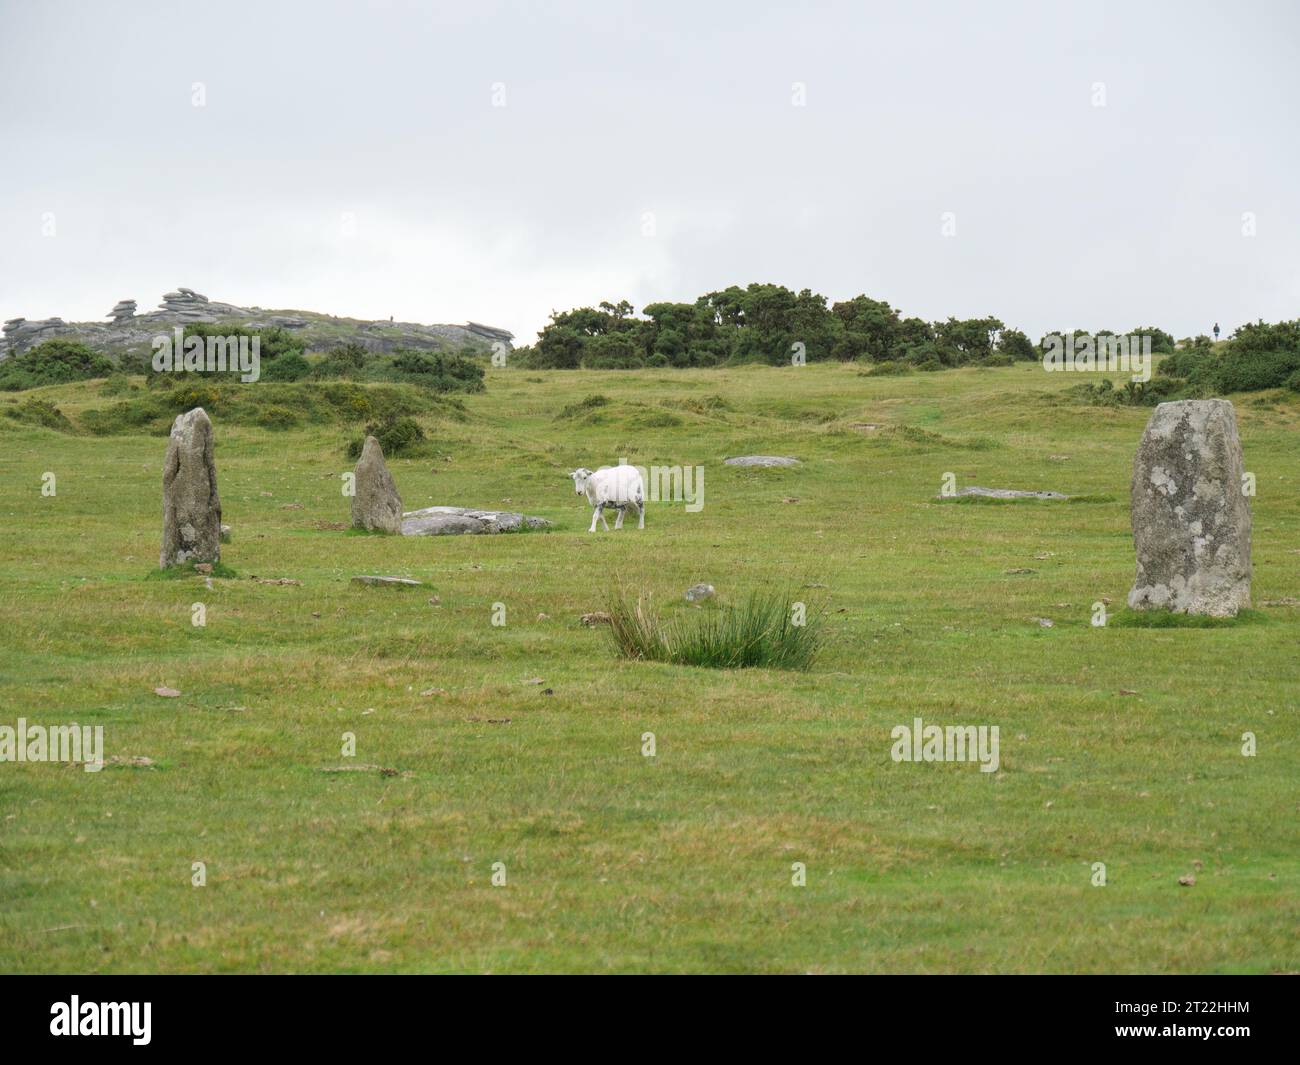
(570, 468), (593, 495)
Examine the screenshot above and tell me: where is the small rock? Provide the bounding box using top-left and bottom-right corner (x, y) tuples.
(537, 612), (550, 621)
(351, 575), (422, 588)
(1119, 688), (1138, 696)
(724, 455), (800, 468)
(420, 687), (448, 697)
(194, 563), (212, 574)
(945, 486), (1069, 500)
(1031, 617), (1054, 628)
(580, 611), (612, 626)
(685, 583), (715, 603)
(1005, 568), (1036, 575)
(1178, 875), (1196, 887)
(523, 677), (545, 685)
(154, 686), (181, 698)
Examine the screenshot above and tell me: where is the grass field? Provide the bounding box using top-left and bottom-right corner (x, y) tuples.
(1, 361), (1297, 973)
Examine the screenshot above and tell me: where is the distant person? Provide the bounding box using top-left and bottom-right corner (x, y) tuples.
(1213, 322), (1220, 340)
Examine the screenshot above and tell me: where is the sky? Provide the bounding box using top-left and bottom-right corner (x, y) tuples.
(1, 0), (1297, 345)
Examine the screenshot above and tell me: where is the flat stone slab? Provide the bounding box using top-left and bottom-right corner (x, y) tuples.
(400, 506), (552, 536)
(351, 575), (423, 588)
(724, 455), (800, 468)
(944, 486), (1069, 500)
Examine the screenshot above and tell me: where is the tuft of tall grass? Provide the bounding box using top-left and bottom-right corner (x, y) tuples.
(605, 588), (823, 670)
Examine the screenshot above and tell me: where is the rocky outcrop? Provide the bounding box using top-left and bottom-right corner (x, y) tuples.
(350, 437), (403, 534)
(0, 287), (506, 361)
(1128, 399), (1252, 617)
(161, 408), (222, 568)
(2, 317), (67, 355)
(401, 506), (552, 536)
(466, 321), (514, 344)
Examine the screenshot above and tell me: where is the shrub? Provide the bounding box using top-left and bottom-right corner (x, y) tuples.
(380, 349), (485, 393)
(556, 394), (610, 420)
(314, 341), (368, 378)
(99, 374), (135, 396)
(255, 405), (300, 430)
(1214, 347), (1300, 393)
(346, 413), (428, 459)
(0, 339), (115, 390)
(605, 588), (823, 670)
(260, 351), (312, 382)
(3, 397), (74, 431)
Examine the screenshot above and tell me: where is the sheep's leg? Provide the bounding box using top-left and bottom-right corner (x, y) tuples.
(614, 507), (625, 530)
(589, 505), (602, 533)
(637, 501), (645, 529)
(599, 508), (611, 531)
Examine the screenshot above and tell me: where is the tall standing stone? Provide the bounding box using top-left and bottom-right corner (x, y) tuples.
(350, 436), (403, 534)
(161, 408), (222, 568)
(1128, 399), (1251, 617)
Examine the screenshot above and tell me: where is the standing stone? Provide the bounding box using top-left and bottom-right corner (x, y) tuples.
(1128, 399), (1251, 617)
(351, 436), (403, 534)
(161, 408), (222, 568)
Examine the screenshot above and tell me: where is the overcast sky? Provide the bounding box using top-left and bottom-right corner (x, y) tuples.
(1, 0), (1297, 344)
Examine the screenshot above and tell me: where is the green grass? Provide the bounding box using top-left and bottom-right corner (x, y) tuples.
(146, 561), (240, 580)
(606, 588), (823, 669)
(1, 360), (1297, 973)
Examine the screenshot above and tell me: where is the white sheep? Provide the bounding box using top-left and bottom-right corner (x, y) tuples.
(570, 465), (645, 532)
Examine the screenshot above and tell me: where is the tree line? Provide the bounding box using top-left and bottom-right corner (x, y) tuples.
(513, 283), (1179, 370)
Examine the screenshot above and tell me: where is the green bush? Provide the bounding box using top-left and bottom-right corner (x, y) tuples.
(260, 352), (312, 382)
(346, 413), (429, 459)
(1213, 348), (1300, 393)
(863, 360), (911, 376)
(2, 397), (75, 430)
(0, 339), (115, 390)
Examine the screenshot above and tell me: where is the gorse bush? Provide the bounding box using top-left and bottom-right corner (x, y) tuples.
(1066, 376), (1181, 407)
(1155, 320), (1300, 396)
(345, 412), (429, 459)
(0, 339), (115, 390)
(605, 588), (823, 670)
(512, 285), (1176, 372)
